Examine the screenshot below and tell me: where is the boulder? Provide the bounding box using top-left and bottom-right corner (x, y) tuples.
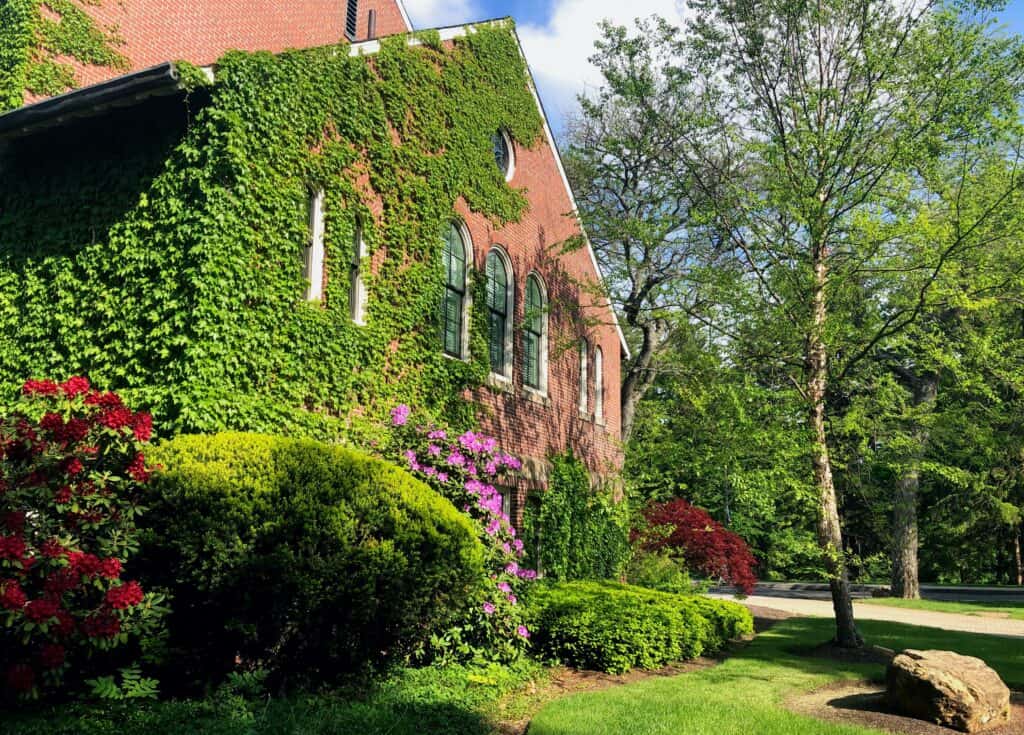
(886, 649), (1011, 732)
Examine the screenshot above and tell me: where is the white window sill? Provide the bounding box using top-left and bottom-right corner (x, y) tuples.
(487, 373), (514, 392)
(523, 387), (550, 407)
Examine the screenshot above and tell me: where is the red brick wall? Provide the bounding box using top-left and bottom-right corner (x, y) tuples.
(457, 131), (625, 506)
(45, 0), (412, 90)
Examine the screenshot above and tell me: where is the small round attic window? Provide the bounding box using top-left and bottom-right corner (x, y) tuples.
(492, 130), (514, 181)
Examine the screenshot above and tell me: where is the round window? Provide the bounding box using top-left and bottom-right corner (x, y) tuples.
(492, 130), (514, 180)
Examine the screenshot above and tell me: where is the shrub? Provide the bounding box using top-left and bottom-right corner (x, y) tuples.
(0, 378), (165, 701)
(527, 581), (752, 674)
(639, 498), (759, 594)
(137, 432), (485, 688)
(388, 408), (535, 663)
(624, 548), (698, 594)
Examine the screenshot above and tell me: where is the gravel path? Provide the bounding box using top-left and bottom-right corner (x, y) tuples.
(709, 594), (1024, 638)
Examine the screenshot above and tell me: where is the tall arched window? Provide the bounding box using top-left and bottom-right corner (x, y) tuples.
(523, 274), (547, 393)
(594, 346), (604, 423)
(486, 248), (513, 377)
(349, 219), (367, 325)
(578, 339), (589, 415)
(441, 222), (469, 358)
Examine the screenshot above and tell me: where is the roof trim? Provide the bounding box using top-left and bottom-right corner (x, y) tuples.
(395, 0), (414, 32)
(0, 63), (183, 140)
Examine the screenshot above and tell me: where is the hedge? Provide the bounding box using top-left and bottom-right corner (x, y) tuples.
(135, 432), (485, 687)
(527, 581), (754, 674)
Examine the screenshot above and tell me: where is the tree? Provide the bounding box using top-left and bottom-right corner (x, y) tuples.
(579, 2), (1024, 645)
(563, 19), (732, 442)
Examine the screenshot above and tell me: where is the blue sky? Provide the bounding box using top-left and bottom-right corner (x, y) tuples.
(401, 0), (1024, 133)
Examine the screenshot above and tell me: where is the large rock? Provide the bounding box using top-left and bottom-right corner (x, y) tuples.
(887, 649), (1011, 732)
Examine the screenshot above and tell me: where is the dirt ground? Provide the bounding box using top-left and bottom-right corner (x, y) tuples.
(787, 681), (1024, 735)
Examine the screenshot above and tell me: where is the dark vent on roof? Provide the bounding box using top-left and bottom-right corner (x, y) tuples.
(345, 0), (359, 41)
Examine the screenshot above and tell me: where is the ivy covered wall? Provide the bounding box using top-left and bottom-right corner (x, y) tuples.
(0, 26), (544, 442)
(0, 0), (128, 112)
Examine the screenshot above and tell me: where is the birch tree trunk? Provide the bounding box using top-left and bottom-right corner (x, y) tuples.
(808, 241), (862, 647)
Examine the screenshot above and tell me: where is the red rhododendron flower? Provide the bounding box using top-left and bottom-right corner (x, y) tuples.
(84, 391), (123, 408)
(22, 379), (58, 396)
(2, 511), (25, 533)
(98, 558), (122, 579)
(24, 598), (59, 623)
(39, 643), (66, 669)
(60, 376), (90, 397)
(53, 609), (75, 637)
(62, 457), (84, 476)
(68, 551), (102, 577)
(105, 580), (144, 610)
(5, 663), (34, 693)
(127, 453), (150, 483)
(0, 579), (26, 610)
(53, 485), (72, 504)
(99, 406), (133, 431)
(39, 412), (64, 432)
(132, 412), (153, 442)
(55, 417), (91, 443)
(81, 613), (120, 639)
(0, 534), (27, 560)
(44, 568), (79, 596)
(39, 538), (65, 558)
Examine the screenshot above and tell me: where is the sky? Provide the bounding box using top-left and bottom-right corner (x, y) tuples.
(400, 0), (1024, 133)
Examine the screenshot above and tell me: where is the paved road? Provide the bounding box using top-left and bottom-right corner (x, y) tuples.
(708, 593), (1024, 638)
(715, 582), (1024, 603)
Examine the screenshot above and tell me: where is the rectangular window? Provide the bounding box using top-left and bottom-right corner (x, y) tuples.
(302, 189), (326, 302)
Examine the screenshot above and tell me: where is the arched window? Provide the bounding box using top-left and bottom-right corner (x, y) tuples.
(523, 274), (548, 393)
(302, 189), (326, 302)
(349, 219), (367, 324)
(486, 248), (513, 378)
(578, 339), (589, 415)
(441, 222), (470, 358)
(594, 346), (604, 423)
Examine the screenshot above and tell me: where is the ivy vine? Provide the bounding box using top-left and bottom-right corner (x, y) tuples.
(0, 0), (128, 112)
(0, 24), (544, 445)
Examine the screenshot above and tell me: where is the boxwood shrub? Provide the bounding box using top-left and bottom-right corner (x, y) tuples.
(135, 432), (485, 688)
(527, 581), (754, 674)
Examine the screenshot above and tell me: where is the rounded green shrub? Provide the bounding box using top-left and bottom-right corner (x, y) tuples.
(135, 432), (485, 687)
(527, 581), (753, 674)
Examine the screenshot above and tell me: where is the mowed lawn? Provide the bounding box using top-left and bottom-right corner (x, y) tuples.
(526, 616), (1024, 735)
(862, 597), (1024, 621)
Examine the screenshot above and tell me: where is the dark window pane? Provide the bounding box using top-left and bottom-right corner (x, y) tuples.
(492, 131), (510, 176)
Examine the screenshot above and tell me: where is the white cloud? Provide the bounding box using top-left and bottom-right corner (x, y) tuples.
(400, 0), (483, 29)
(518, 0), (691, 127)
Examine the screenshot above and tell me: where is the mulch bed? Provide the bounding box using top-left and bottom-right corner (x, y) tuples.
(786, 682), (1024, 735)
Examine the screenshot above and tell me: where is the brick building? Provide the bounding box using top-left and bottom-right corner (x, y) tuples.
(0, 1), (627, 521)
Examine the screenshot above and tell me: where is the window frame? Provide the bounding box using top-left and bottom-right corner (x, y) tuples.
(302, 188), (326, 303)
(594, 346), (604, 424)
(349, 218), (367, 325)
(441, 221), (473, 360)
(492, 129), (516, 182)
(485, 246), (514, 380)
(578, 338), (589, 416)
(522, 273), (549, 396)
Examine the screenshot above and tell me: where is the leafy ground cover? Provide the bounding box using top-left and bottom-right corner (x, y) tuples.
(861, 597), (1024, 621)
(527, 617), (1024, 735)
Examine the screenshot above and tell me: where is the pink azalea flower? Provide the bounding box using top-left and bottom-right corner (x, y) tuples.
(483, 602), (496, 615)
(428, 429), (447, 440)
(507, 594), (517, 605)
(498, 582), (511, 593)
(517, 625), (530, 639)
(437, 472), (449, 483)
(391, 404), (410, 426)
(428, 444), (442, 456)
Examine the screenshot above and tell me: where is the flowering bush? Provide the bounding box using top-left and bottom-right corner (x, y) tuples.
(638, 498), (758, 595)
(389, 405), (535, 662)
(0, 378), (165, 700)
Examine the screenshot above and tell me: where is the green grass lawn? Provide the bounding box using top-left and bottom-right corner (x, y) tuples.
(7, 617), (1023, 735)
(526, 617), (1024, 735)
(861, 596), (1024, 621)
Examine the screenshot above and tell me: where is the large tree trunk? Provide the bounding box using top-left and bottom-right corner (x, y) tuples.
(808, 243), (863, 648)
(620, 321), (664, 443)
(890, 374), (938, 599)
